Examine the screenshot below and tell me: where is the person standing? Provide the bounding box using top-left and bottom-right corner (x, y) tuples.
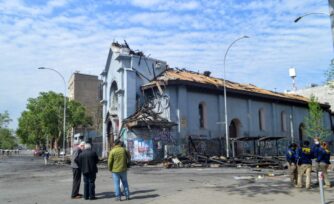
(286, 143), (298, 186)
(312, 137), (321, 182)
(43, 150), (50, 165)
(76, 143), (99, 200)
(108, 139), (131, 201)
(312, 137), (321, 158)
(317, 142), (332, 188)
(296, 140), (314, 189)
(71, 141), (85, 199)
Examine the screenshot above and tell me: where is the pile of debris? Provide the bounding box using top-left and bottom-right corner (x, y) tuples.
(161, 154), (286, 169)
(49, 156), (71, 166)
(92, 154), (286, 170)
(157, 135), (286, 169)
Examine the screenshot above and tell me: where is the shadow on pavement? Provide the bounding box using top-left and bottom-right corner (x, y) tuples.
(96, 191), (114, 199)
(96, 189), (159, 200)
(130, 189), (159, 200)
(131, 194), (160, 199)
(131, 189), (156, 195)
(211, 180), (292, 197)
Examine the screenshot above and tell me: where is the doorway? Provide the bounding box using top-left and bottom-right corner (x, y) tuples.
(229, 119), (242, 157)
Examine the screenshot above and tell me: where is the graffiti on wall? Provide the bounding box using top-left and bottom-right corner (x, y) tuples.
(127, 138), (153, 161)
(153, 129), (176, 145)
(188, 138), (222, 156)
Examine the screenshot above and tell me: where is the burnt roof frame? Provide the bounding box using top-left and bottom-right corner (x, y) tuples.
(142, 80), (331, 110)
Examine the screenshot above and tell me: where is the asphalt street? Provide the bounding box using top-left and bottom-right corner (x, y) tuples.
(1, 156), (334, 204)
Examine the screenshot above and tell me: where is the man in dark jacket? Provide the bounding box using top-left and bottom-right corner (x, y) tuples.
(71, 141), (85, 199)
(76, 143), (99, 200)
(296, 140), (314, 189)
(311, 137), (321, 159)
(311, 137), (321, 182)
(286, 143), (298, 186)
(317, 142), (331, 188)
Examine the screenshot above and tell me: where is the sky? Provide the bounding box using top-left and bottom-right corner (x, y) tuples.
(1, 0), (333, 130)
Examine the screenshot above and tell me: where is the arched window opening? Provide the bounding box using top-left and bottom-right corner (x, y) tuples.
(199, 102), (207, 128)
(109, 81), (118, 115)
(259, 108), (265, 131)
(299, 123), (305, 147)
(281, 111), (287, 131)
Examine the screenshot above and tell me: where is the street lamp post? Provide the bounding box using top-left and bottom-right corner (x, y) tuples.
(223, 35), (249, 158)
(38, 67), (67, 161)
(294, 12), (330, 23)
(294, 11), (332, 204)
(294, 11), (334, 51)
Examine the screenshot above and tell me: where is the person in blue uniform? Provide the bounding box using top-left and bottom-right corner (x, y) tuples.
(311, 137), (321, 182)
(296, 140), (313, 189)
(286, 143), (298, 186)
(317, 142), (331, 188)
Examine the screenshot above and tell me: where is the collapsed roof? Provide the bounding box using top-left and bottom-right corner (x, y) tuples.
(142, 69), (330, 109)
(123, 100), (177, 129)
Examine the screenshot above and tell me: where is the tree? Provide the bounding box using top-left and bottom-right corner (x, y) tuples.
(16, 91), (92, 148)
(303, 95), (331, 140)
(67, 100), (93, 129)
(0, 128), (17, 149)
(0, 111), (17, 149)
(0, 111), (12, 128)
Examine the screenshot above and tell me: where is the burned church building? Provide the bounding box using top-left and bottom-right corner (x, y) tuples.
(101, 42), (333, 161)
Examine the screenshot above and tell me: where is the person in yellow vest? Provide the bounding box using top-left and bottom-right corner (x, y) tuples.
(108, 139), (131, 201)
(317, 142), (332, 188)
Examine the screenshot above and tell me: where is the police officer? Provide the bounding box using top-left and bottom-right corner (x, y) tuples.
(312, 137), (321, 158)
(311, 137), (321, 183)
(296, 140), (314, 189)
(317, 142), (331, 188)
(286, 143), (298, 186)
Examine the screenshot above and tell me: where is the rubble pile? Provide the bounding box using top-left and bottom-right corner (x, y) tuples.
(161, 154), (286, 169)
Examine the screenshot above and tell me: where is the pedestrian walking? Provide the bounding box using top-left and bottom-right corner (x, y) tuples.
(43, 150), (50, 165)
(286, 143), (298, 186)
(71, 141), (85, 199)
(76, 143), (99, 200)
(317, 142), (332, 188)
(108, 139), (131, 201)
(296, 140), (314, 189)
(119, 141), (131, 196)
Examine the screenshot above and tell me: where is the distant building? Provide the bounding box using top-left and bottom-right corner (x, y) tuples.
(68, 72), (103, 154)
(293, 83), (334, 136)
(294, 83), (334, 111)
(101, 42), (333, 161)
